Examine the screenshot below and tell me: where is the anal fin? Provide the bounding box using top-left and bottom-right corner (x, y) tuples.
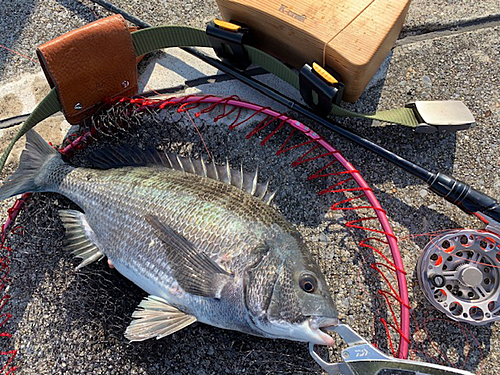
(59, 209), (104, 270)
(125, 295), (197, 341)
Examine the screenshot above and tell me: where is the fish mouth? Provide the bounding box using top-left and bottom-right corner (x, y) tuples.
(249, 315), (338, 345)
(308, 317), (338, 346)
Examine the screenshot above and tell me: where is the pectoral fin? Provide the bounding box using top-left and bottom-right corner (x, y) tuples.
(125, 295), (196, 341)
(145, 214), (232, 299)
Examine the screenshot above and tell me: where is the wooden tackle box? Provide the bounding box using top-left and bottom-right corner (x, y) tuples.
(216, 0), (411, 102)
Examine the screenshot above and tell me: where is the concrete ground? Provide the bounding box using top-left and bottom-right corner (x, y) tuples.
(0, 1), (499, 374)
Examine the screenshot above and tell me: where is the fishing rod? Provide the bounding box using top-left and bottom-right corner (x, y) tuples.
(91, 0), (500, 227)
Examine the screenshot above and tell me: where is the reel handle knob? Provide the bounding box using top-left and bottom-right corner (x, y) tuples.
(431, 274), (446, 288)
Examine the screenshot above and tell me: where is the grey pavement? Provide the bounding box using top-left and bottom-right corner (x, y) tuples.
(404, 0), (499, 31)
(0, 1), (499, 374)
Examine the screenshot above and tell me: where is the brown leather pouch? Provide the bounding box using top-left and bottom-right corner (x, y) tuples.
(36, 15), (138, 124)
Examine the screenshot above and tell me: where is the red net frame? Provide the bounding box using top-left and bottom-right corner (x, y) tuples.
(0, 94), (411, 372)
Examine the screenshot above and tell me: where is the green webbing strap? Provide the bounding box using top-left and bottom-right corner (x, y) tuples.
(130, 26), (418, 127)
(245, 42), (418, 127)
(0, 88), (61, 171)
(132, 26), (212, 55)
(245, 45), (300, 89)
(330, 106), (419, 127)
(131, 27), (302, 89)
(0, 25), (419, 173)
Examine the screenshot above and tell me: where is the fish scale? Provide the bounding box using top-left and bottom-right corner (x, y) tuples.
(0, 131), (337, 344)
(59, 166), (272, 287)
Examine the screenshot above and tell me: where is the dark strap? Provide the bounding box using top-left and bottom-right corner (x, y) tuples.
(132, 26), (418, 126)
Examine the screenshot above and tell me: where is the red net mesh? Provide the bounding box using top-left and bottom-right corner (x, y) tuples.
(0, 95), (411, 372)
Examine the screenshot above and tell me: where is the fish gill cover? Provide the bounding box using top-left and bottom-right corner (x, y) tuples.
(0, 95), (482, 374)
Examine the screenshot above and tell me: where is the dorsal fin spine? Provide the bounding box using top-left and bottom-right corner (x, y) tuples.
(264, 190), (277, 205)
(164, 153), (173, 169)
(251, 167), (258, 195)
(239, 165), (244, 190)
(259, 179), (270, 200)
(176, 155), (185, 172)
(200, 158), (207, 177)
(225, 159), (231, 185)
(188, 157), (196, 174)
(214, 163), (219, 180)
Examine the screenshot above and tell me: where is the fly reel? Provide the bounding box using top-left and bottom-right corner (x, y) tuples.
(417, 229), (500, 325)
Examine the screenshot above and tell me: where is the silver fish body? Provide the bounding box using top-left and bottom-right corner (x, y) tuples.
(0, 131), (337, 345)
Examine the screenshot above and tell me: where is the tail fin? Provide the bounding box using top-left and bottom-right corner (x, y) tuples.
(0, 130), (58, 200)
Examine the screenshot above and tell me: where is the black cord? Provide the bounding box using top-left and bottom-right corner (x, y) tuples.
(0, 67), (267, 129)
(0, 113), (30, 129)
(91, 0), (151, 28)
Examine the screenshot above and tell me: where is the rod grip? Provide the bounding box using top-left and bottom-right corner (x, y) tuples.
(429, 173), (500, 222)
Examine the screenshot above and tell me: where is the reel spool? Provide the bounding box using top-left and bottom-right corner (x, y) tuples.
(418, 229), (500, 325)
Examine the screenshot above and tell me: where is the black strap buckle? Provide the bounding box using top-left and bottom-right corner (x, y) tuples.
(299, 62), (344, 116)
(206, 20), (251, 71)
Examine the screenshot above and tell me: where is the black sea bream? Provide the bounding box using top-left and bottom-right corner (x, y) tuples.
(0, 131), (337, 345)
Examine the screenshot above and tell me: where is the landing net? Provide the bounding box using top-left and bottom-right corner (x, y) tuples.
(0, 94), (410, 373)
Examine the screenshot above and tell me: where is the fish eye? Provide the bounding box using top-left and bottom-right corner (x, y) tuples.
(299, 273), (317, 293)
